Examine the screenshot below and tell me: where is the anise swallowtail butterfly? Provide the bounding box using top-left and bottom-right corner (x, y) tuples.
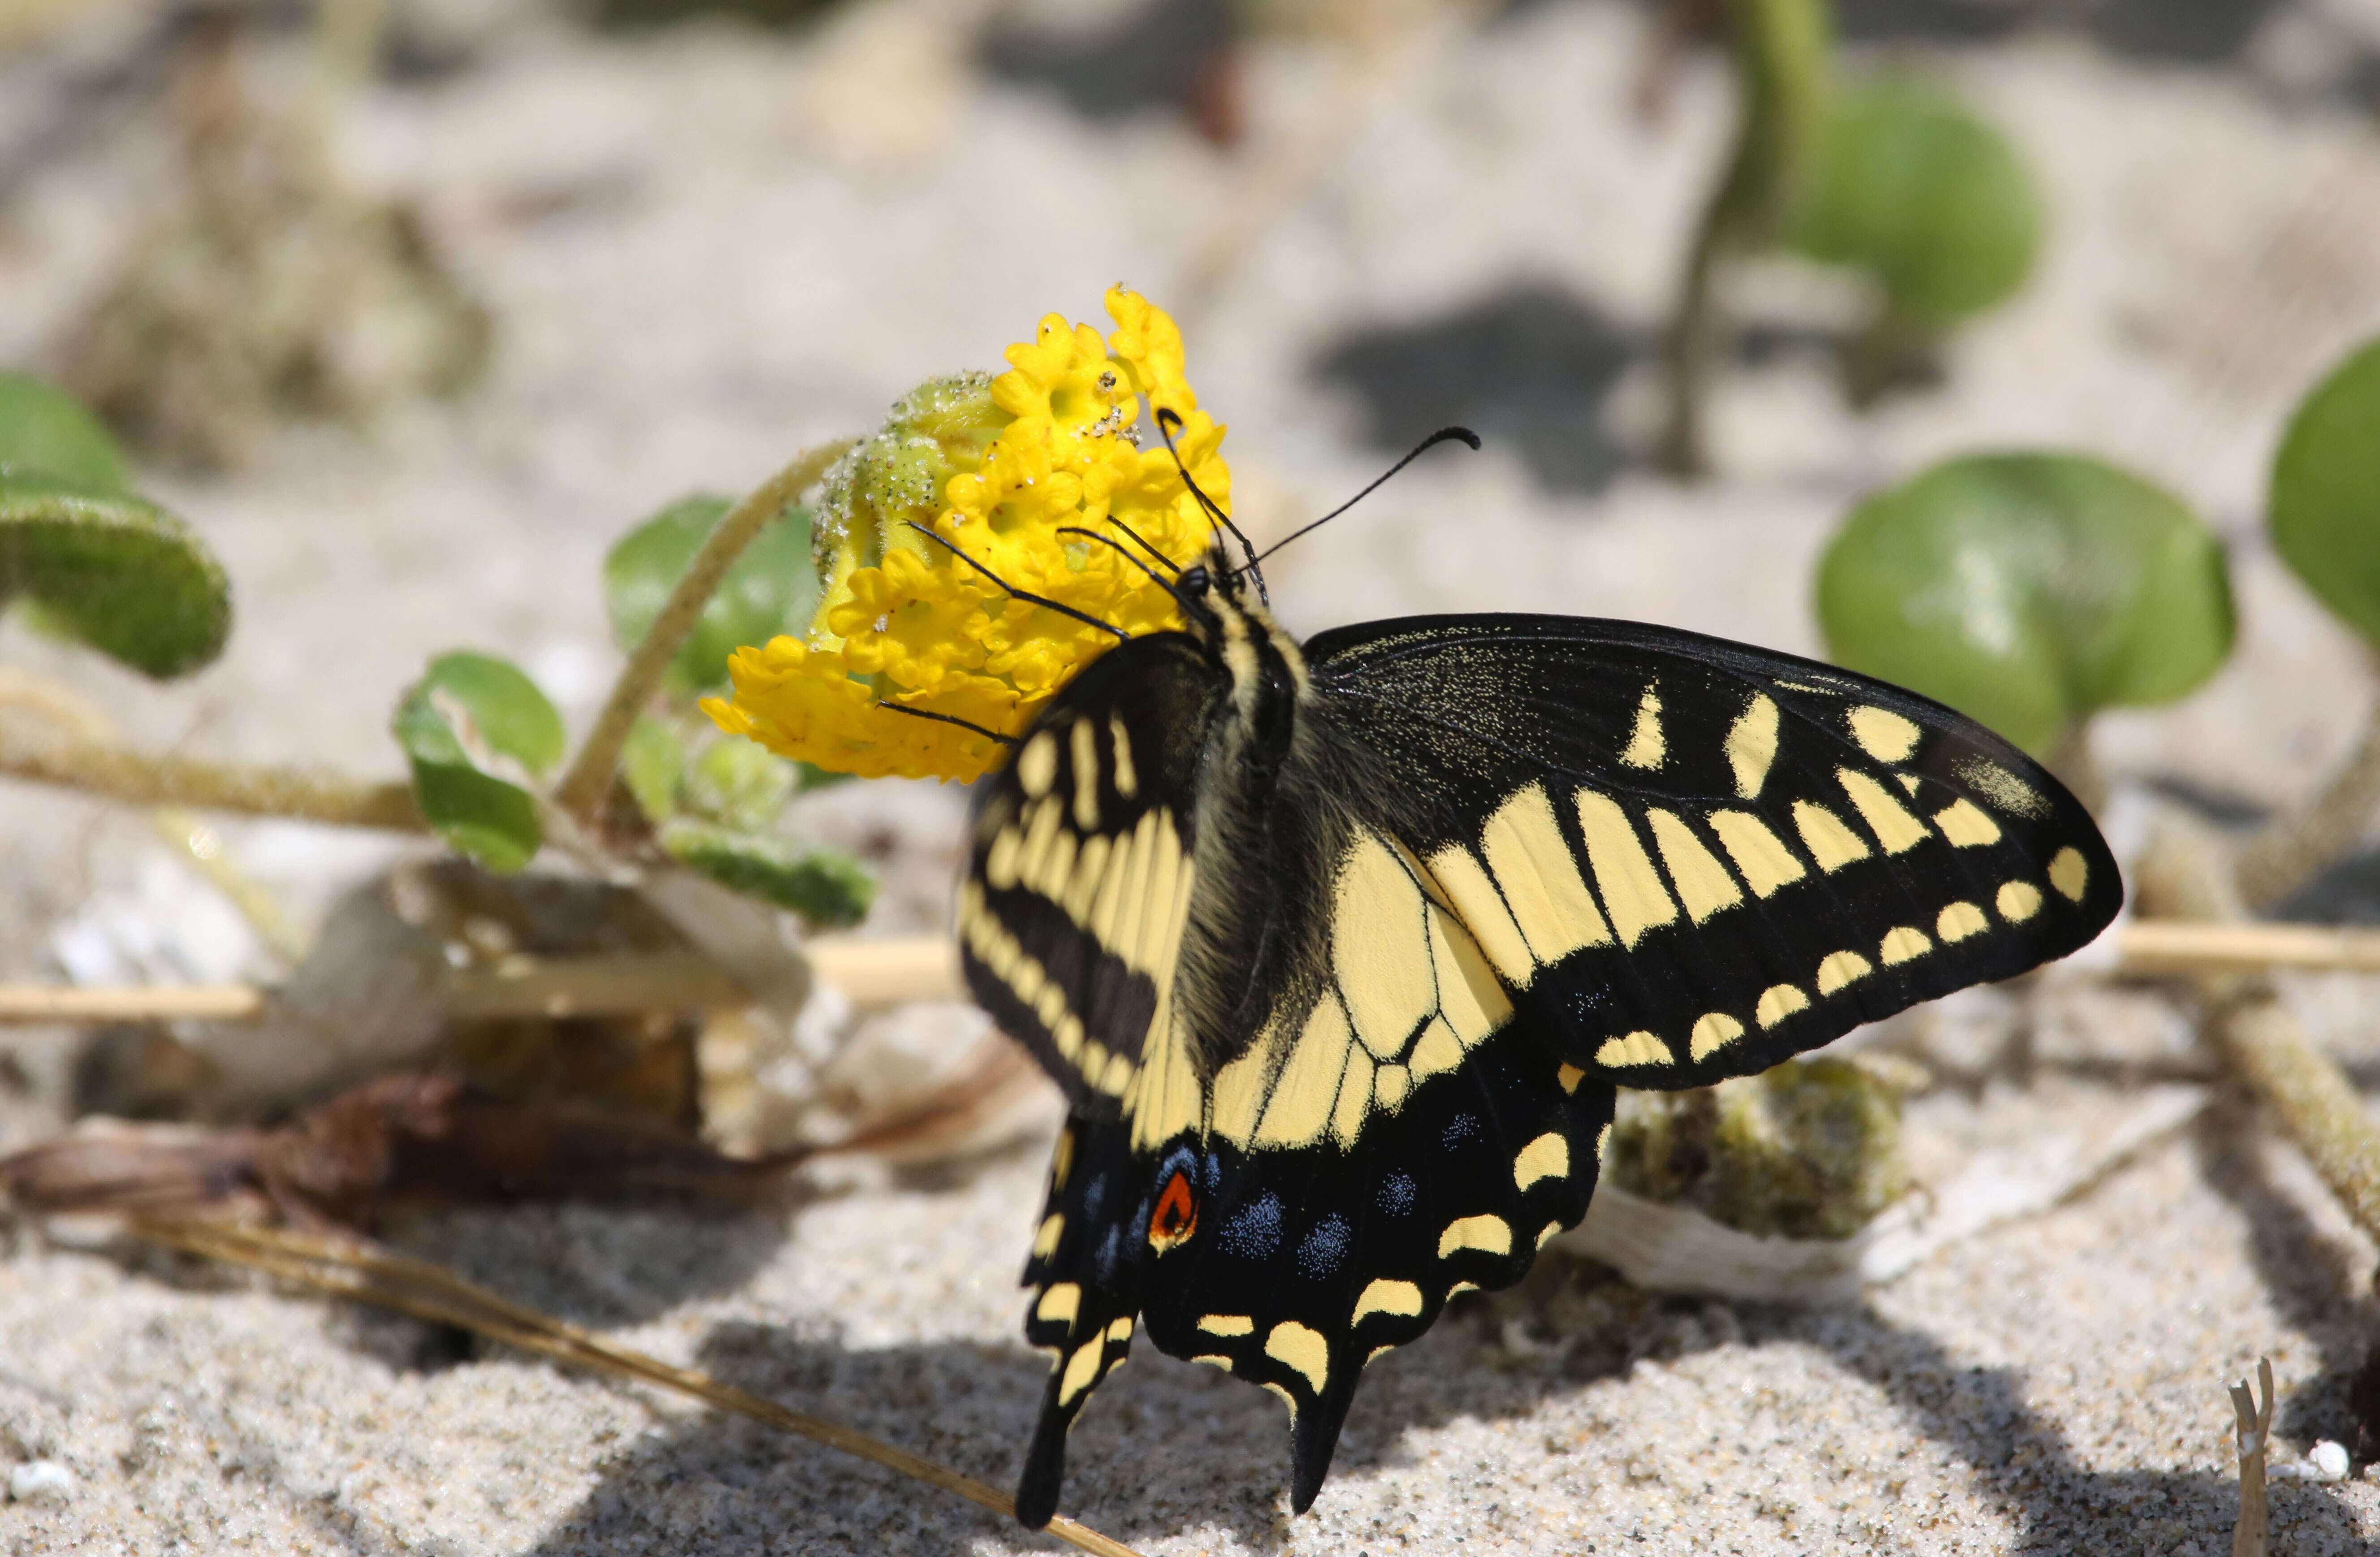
(955, 456), (2120, 1527)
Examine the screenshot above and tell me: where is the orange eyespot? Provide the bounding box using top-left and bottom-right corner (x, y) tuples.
(1147, 1170), (1199, 1253)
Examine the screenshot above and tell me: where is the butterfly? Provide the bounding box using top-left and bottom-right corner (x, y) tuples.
(949, 433), (2120, 1528)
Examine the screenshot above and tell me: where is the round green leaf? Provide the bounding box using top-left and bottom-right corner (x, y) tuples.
(0, 475), (232, 678)
(0, 373), (132, 493)
(1788, 77), (2042, 328)
(2271, 336), (2380, 647)
(661, 821), (874, 927)
(603, 495), (820, 693)
(392, 652), (565, 874)
(407, 763), (544, 874)
(395, 651), (566, 777)
(1818, 453), (2234, 754)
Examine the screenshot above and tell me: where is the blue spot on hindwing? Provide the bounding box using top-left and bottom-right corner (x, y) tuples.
(1220, 1192), (1283, 1259)
(1377, 1172), (1416, 1215)
(1296, 1215), (1350, 1278)
(1441, 1113), (1480, 1150)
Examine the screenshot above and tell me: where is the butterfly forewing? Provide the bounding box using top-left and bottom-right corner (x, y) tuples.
(1301, 615), (2120, 1090)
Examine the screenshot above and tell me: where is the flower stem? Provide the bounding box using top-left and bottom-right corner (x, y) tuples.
(2235, 663), (2380, 908)
(553, 441), (852, 827)
(0, 727), (423, 830)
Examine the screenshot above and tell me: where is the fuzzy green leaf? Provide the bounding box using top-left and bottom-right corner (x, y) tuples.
(0, 475), (233, 679)
(0, 372), (133, 493)
(392, 652), (565, 873)
(661, 820), (874, 926)
(2271, 336), (2380, 648)
(1818, 453), (2234, 754)
(1789, 77), (2042, 328)
(603, 494), (820, 694)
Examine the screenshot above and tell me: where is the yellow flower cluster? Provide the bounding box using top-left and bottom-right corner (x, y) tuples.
(703, 288), (1229, 782)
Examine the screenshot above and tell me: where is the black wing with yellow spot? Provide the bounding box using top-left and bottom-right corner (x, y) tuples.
(1298, 614), (2120, 1089)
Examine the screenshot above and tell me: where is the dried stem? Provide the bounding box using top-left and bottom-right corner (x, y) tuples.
(0, 725), (424, 830)
(553, 441), (852, 826)
(126, 1219), (1143, 1557)
(2134, 823), (2380, 1244)
(2231, 1357), (2273, 1557)
(2236, 668), (2380, 908)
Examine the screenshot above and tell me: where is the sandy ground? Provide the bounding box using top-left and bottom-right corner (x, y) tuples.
(4, 1), (2380, 1551)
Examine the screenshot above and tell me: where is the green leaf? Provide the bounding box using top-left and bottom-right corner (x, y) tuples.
(392, 652), (565, 873)
(0, 474), (232, 679)
(622, 716), (685, 823)
(1788, 77), (2042, 328)
(2271, 336), (2380, 648)
(1817, 453), (2234, 754)
(603, 494), (820, 694)
(0, 372), (132, 493)
(661, 821), (874, 926)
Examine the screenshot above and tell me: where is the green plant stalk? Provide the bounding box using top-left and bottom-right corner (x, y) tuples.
(0, 727), (424, 830)
(2235, 665), (2380, 908)
(2136, 822), (2380, 1242)
(554, 441), (852, 826)
(1656, 0), (1832, 477)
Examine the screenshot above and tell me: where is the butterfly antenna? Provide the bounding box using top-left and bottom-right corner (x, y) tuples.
(1101, 514), (1181, 576)
(1246, 426), (1481, 572)
(1153, 407), (1266, 603)
(904, 522), (1129, 640)
(1059, 526), (1174, 592)
(877, 701), (1019, 747)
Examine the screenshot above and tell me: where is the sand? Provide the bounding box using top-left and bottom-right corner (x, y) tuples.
(3, 2), (2380, 1552)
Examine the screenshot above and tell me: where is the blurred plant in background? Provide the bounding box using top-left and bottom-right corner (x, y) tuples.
(1656, 0), (2042, 474)
(53, 4), (489, 469)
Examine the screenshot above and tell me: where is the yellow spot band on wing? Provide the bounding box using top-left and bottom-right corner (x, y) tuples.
(1622, 687), (1666, 769)
(1198, 1314), (1255, 1336)
(1934, 798), (2002, 848)
(2048, 846), (2089, 901)
(1880, 926), (1933, 966)
(1838, 768), (1929, 854)
(1689, 1011), (1744, 1061)
(1438, 1215), (1512, 1258)
(1727, 694), (1780, 798)
(1265, 1321), (1330, 1392)
(1938, 901), (1988, 942)
(1557, 1063), (1586, 1094)
(1036, 1284), (1081, 1325)
(1849, 705), (1921, 762)
(1997, 880), (2043, 921)
(1756, 984), (1809, 1027)
(1513, 1132), (1569, 1190)
(1574, 792), (1678, 947)
(1034, 1213), (1064, 1257)
(1708, 810), (1806, 898)
(1059, 1337), (1104, 1404)
(1354, 1279), (1424, 1323)
(1596, 1030), (1672, 1068)
(1017, 732), (1058, 798)
(1647, 809), (1743, 923)
(1794, 801), (1872, 872)
(1816, 950), (1873, 995)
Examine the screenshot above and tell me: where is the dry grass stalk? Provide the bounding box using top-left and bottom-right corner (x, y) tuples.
(124, 1218), (1145, 1557)
(2230, 1356), (2274, 1557)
